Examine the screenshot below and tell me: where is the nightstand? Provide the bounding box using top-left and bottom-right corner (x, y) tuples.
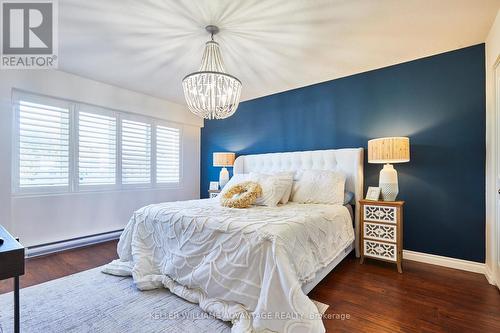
(0, 225), (25, 333)
(208, 189), (221, 198)
(359, 199), (404, 273)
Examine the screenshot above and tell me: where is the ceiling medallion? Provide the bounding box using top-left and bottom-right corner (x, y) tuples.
(182, 25), (242, 120)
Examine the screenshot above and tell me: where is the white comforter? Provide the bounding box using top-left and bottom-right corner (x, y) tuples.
(103, 198), (354, 333)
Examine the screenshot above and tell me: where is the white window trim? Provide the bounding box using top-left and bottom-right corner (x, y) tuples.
(11, 90), (184, 196)
(11, 93), (73, 195)
(68, 102), (77, 193)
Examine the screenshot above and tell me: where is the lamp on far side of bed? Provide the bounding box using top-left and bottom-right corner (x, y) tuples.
(213, 152), (236, 189)
(368, 137), (410, 201)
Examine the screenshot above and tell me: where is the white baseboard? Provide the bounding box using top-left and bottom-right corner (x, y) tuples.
(403, 250), (485, 275)
(26, 230), (122, 258)
(484, 265), (497, 286)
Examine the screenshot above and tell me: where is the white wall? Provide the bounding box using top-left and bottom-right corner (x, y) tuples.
(0, 70), (202, 247)
(485, 9), (500, 286)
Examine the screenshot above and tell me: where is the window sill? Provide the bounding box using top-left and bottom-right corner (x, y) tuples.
(11, 183), (184, 199)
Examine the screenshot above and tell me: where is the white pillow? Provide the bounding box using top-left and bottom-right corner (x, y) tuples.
(291, 170), (346, 205)
(274, 172), (294, 204)
(248, 172), (289, 207)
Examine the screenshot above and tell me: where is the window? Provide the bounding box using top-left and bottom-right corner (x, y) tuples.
(13, 91), (183, 195)
(17, 100), (70, 189)
(121, 119), (151, 185)
(78, 111), (117, 186)
(156, 125), (180, 183)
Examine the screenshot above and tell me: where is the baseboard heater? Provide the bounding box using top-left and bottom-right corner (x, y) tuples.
(26, 229), (123, 258)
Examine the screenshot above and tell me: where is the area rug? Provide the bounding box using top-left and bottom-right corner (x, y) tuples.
(0, 267), (329, 333)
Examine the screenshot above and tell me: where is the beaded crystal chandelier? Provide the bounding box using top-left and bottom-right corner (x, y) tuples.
(182, 25), (242, 120)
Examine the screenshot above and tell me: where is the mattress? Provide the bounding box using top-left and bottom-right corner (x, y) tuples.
(104, 198), (354, 333)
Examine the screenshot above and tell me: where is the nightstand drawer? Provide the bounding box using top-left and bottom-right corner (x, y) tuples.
(364, 205), (397, 224)
(363, 239), (397, 261)
(364, 222), (397, 242)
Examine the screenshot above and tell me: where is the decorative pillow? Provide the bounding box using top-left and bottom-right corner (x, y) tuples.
(248, 172), (288, 207)
(219, 174), (248, 198)
(220, 181), (262, 208)
(291, 170), (346, 205)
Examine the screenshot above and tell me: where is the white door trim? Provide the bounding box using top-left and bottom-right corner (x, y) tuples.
(485, 52), (500, 288)
(494, 58), (500, 287)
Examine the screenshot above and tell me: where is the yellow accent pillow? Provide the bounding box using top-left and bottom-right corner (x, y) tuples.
(220, 181), (262, 208)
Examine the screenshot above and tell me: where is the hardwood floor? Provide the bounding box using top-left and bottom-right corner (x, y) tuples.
(0, 241), (118, 294)
(310, 256), (500, 333)
(1, 240), (499, 332)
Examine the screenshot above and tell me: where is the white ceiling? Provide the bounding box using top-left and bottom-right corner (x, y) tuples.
(60, 0), (500, 104)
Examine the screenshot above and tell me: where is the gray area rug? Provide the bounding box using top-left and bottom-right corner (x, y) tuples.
(0, 267), (231, 333)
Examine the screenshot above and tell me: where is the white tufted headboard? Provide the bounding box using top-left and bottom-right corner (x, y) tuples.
(233, 148), (364, 257)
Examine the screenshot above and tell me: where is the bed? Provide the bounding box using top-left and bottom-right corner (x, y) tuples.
(104, 148), (364, 333)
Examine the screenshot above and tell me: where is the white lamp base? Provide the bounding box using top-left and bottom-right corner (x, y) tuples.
(219, 167), (230, 189)
(379, 164), (399, 201)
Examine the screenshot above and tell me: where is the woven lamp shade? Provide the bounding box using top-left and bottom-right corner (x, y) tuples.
(368, 137), (410, 164)
(213, 152), (235, 167)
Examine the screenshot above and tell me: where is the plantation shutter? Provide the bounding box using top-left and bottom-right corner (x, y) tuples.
(13, 91), (183, 194)
(78, 111), (117, 185)
(121, 119), (151, 184)
(17, 100), (70, 188)
(156, 125), (181, 183)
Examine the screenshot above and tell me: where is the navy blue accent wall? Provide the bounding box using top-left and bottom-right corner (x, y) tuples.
(201, 44), (485, 262)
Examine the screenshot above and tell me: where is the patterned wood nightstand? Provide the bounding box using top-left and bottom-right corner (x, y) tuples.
(359, 199), (404, 273)
(208, 189), (221, 198)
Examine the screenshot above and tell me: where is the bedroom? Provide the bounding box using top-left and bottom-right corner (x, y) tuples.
(0, 0), (499, 332)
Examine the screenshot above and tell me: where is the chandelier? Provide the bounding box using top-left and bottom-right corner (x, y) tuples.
(182, 25), (242, 120)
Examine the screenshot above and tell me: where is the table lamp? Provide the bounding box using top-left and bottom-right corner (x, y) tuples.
(368, 137), (410, 201)
(213, 152), (235, 189)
